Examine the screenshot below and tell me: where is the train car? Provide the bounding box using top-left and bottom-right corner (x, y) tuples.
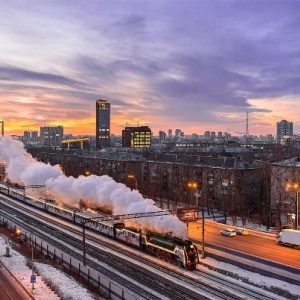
(0, 181), (199, 270)
(142, 232), (199, 270)
(115, 227), (142, 249)
(0, 182), (9, 194)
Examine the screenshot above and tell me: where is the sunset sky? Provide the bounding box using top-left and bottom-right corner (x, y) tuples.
(1, 0), (300, 137)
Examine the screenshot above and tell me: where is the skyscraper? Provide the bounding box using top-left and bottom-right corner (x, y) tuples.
(159, 131), (166, 143)
(276, 120), (293, 144)
(96, 99), (111, 149)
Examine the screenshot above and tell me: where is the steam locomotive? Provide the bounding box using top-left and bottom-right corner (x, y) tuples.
(0, 182), (199, 270)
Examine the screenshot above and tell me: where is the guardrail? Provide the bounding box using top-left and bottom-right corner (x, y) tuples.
(0, 216), (137, 300)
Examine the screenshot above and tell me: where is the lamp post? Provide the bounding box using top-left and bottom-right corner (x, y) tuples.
(17, 231), (35, 290)
(188, 182), (205, 259)
(128, 174), (137, 190)
(187, 182), (198, 207)
(286, 183), (299, 230)
(31, 234), (34, 285)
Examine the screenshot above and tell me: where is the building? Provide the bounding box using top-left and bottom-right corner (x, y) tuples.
(96, 99), (111, 149)
(31, 131), (39, 140)
(23, 130), (31, 141)
(40, 126), (63, 148)
(61, 137), (90, 150)
(158, 131), (166, 143)
(204, 131), (210, 139)
(276, 120), (293, 144)
(270, 157), (300, 229)
(122, 126), (152, 148)
(175, 129), (181, 137)
(0, 120), (4, 136)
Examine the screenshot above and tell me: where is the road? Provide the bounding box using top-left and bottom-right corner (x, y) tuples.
(188, 220), (300, 269)
(0, 261), (33, 300)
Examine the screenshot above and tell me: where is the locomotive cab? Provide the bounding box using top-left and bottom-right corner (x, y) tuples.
(184, 241), (199, 270)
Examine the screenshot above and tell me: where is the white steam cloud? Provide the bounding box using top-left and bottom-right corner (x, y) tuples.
(0, 136), (188, 239)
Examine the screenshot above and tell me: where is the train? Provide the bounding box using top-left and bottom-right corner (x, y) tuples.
(0, 182), (199, 270)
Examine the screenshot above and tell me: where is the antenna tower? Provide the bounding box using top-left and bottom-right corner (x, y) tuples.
(246, 111), (249, 141)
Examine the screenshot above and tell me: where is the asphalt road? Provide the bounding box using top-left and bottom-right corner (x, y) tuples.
(0, 261), (33, 300)
(188, 220), (300, 269)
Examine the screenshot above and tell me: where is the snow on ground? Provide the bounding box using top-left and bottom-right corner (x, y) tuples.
(0, 235), (99, 300)
(1, 223), (300, 300)
(199, 257), (300, 299)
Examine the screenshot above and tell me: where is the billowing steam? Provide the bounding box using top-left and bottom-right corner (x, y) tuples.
(0, 136), (188, 239)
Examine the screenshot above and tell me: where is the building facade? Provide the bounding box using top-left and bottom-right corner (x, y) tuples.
(0, 120), (4, 136)
(276, 120), (293, 144)
(40, 126), (63, 148)
(158, 131), (166, 144)
(96, 99), (111, 150)
(270, 158), (300, 229)
(122, 126), (152, 148)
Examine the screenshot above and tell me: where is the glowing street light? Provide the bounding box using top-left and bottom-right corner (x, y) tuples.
(286, 183), (299, 230)
(187, 181), (205, 259)
(188, 182), (198, 207)
(128, 174), (137, 190)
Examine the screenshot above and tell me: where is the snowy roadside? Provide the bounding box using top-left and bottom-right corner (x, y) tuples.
(1, 232), (300, 300)
(0, 235), (103, 300)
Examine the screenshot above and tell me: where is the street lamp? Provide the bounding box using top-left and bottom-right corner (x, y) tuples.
(17, 230), (36, 290)
(29, 233), (36, 291)
(128, 174), (137, 190)
(187, 182), (198, 207)
(187, 182), (205, 259)
(286, 183), (299, 230)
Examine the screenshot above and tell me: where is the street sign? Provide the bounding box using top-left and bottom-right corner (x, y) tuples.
(177, 207), (198, 221)
(30, 274), (36, 283)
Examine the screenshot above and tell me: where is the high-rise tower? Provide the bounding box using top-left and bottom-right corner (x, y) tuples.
(96, 99), (111, 149)
(276, 120), (293, 144)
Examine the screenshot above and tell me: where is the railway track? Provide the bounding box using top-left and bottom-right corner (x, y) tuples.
(0, 196), (292, 300)
(0, 198), (230, 299)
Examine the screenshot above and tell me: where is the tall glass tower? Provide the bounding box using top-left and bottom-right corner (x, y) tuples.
(96, 99), (111, 149)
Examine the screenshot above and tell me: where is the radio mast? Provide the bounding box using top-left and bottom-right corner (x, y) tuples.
(246, 112), (249, 142)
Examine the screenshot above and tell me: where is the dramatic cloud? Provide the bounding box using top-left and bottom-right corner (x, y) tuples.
(1, 0), (300, 136)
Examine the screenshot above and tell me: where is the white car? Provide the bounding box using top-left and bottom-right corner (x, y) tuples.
(220, 229), (236, 236)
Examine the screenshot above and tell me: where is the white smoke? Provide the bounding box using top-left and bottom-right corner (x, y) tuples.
(0, 136), (188, 239)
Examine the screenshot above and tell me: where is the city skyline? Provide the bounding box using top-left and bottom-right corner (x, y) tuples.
(1, 1), (300, 137)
